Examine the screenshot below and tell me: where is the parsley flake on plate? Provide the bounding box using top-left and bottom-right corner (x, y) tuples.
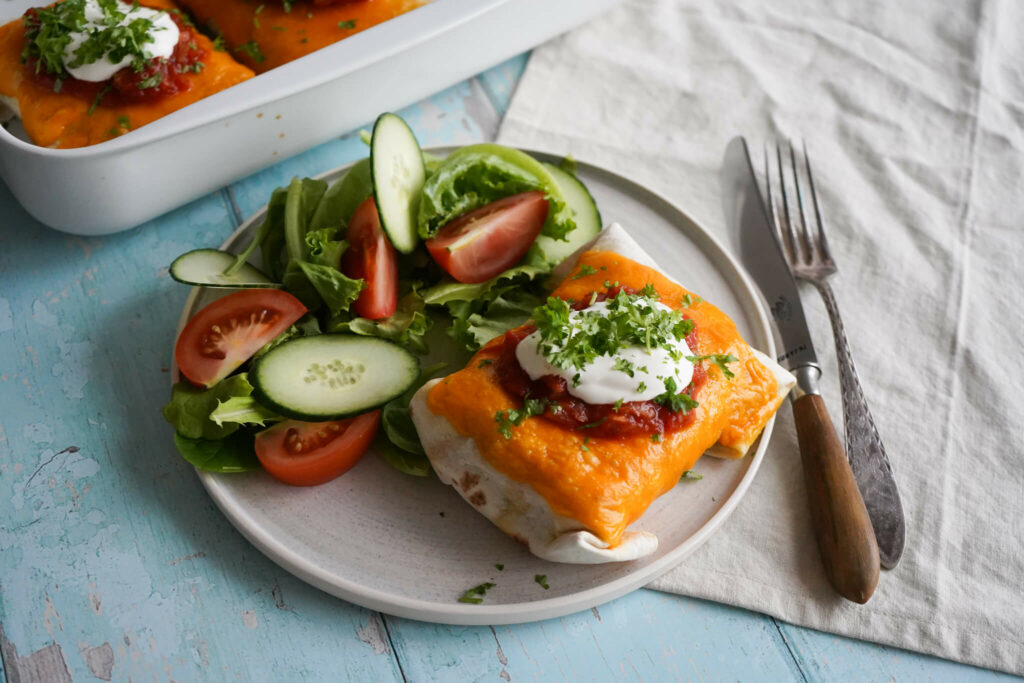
(458, 582), (496, 604)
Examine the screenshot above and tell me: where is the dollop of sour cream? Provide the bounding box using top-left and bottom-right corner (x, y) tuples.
(515, 301), (694, 405)
(63, 0), (179, 82)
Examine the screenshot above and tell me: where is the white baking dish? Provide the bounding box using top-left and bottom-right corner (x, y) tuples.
(0, 0), (618, 236)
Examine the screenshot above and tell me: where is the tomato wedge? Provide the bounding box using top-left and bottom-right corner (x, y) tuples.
(254, 411), (381, 486)
(175, 289), (307, 388)
(425, 191), (549, 284)
(342, 196), (399, 319)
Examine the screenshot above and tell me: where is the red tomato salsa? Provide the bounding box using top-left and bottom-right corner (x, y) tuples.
(493, 288), (707, 440)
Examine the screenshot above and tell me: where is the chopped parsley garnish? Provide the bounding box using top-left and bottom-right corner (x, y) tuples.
(235, 40), (266, 63)
(613, 398), (624, 412)
(253, 4), (265, 28)
(495, 397), (549, 439)
(212, 34), (227, 51)
(681, 470), (703, 481)
(653, 377), (698, 414)
(531, 289), (692, 374)
(116, 115), (131, 130)
(137, 70), (162, 90)
(87, 84), (111, 114)
(636, 381), (647, 393)
(578, 417), (608, 430)
(534, 574), (550, 590)
(495, 563), (504, 571)
(337, 20), (357, 29)
(458, 582), (496, 604)
(477, 359), (494, 369)
(282, 0), (293, 12)
(687, 353), (739, 379)
(572, 264), (598, 279)
(650, 433), (662, 443)
(21, 1), (167, 82)
(612, 357), (635, 377)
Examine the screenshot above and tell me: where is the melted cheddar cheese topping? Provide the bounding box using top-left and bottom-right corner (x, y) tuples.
(175, 0), (426, 73)
(0, 0), (254, 149)
(427, 250), (783, 546)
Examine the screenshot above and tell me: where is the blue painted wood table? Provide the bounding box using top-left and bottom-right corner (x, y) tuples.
(0, 55), (1016, 682)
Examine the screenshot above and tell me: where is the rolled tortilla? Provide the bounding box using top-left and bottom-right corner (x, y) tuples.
(410, 223), (794, 563)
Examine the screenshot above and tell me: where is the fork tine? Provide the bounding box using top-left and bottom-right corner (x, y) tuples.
(774, 142), (801, 263)
(788, 140), (813, 265)
(763, 143), (791, 262)
(801, 140), (833, 262)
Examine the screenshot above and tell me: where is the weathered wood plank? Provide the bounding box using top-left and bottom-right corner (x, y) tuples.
(777, 621), (1020, 682)
(387, 589), (805, 682)
(0, 185), (403, 682)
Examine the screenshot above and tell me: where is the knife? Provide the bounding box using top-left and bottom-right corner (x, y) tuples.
(721, 136), (880, 604)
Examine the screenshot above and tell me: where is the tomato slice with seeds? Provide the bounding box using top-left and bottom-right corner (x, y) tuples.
(254, 411), (381, 486)
(175, 289), (307, 388)
(425, 191), (549, 284)
(342, 196), (399, 320)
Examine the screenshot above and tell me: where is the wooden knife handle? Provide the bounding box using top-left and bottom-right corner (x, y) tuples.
(792, 393), (880, 603)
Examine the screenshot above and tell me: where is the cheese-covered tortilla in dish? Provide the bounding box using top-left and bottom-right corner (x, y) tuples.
(0, 0), (254, 149)
(174, 0), (426, 73)
(410, 223), (795, 564)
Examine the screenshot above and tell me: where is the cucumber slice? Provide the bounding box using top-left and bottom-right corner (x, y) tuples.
(527, 163), (603, 266)
(370, 113), (426, 254)
(170, 249), (280, 288)
(251, 335), (419, 421)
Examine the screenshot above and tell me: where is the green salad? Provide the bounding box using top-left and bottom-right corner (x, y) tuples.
(162, 113), (602, 486)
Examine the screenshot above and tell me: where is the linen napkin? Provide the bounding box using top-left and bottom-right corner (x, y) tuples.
(497, 0), (1024, 675)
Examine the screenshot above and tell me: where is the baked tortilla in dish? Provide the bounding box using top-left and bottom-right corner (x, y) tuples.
(410, 223), (795, 564)
(0, 0), (254, 149)
(174, 0), (426, 73)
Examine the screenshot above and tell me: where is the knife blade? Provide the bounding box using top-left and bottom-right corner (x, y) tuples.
(721, 136), (880, 603)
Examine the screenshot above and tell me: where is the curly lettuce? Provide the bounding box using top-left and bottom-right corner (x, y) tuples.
(417, 144), (575, 241)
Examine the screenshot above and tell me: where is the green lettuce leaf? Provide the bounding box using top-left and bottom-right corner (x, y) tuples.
(332, 290), (433, 354)
(284, 176), (329, 262)
(447, 288), (542, 351)
(304, 228), (347, 269)
(308, 158), (373, 233)
(420, 264), (548, 351)
(209, 397), (281, 428)
(416, 144), (574, 241)
(224, 186), (288, 280)
(283, 260), (365, 316)
(374, 435), (431, 477)
(378, 362), (447, 475)
(253, 313), (321, 361)
(420, 265), (546, 306)
(173, 430), (261, 473)
(162, 374), (255, 440)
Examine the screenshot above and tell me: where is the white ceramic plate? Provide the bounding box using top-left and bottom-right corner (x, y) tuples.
(174, 149), (777, 625)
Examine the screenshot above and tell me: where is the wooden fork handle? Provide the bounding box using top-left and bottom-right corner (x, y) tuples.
(792, 393), (880, 603)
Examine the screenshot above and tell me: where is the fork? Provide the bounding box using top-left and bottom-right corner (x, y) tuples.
(765, 141), (906, 570)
